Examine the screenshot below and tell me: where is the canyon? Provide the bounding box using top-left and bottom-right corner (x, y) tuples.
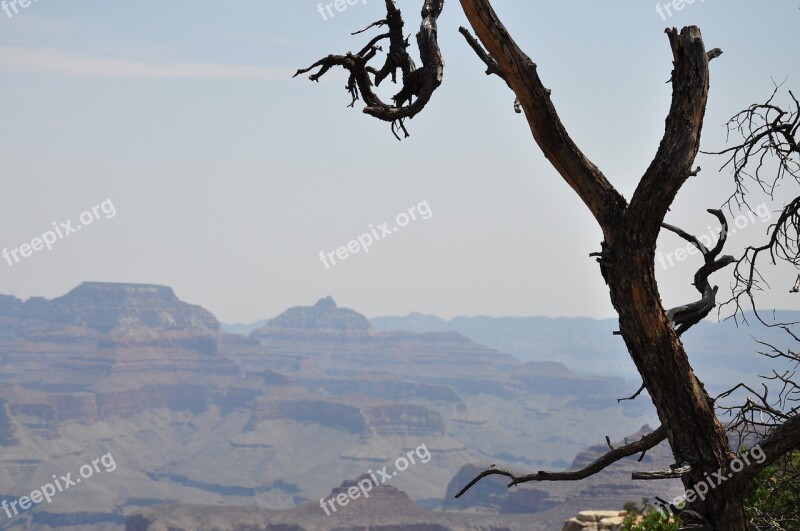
(0, 283), (690, 529)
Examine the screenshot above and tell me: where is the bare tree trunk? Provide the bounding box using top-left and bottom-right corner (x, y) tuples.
(605, 239), (746, 529)
(457, 2), (747, 528)
(296, 1), (800, 527)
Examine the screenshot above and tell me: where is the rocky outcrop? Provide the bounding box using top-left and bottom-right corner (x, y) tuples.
(250, 399), (366, 433)
(125, 478), (548, 530)
(362, 404), (446, 436)
(247, 399), (446, 437)
(0, 282), (239, 388)
(0, 283), (242, 446)
(0, 286), (667, 531)
(240, 299), (523, 389)
(562, 511), (628, 531)
(251, 297), (372, 338)
(0, 282), (220, 335)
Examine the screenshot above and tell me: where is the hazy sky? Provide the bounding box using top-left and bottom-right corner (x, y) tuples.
(1, 1), (799, 323)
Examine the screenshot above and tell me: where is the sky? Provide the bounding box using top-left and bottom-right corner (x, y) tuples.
(1, 0), (799, 324)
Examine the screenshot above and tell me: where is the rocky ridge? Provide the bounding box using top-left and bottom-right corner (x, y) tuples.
(0, 285), (660, 530)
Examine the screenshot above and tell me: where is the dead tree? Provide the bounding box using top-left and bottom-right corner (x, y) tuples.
(711, 85), (800, 325)
(708, 85), (800, 530)
(295, 2), (800, 529)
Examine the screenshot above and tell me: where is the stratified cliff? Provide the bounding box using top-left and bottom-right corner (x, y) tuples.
(125, 478), (546, 531)
(0, 287), (658, 530)
(251, 296), (372, 337)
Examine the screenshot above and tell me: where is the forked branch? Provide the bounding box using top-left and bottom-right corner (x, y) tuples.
(662, 209), (735, 335)
(618, 209), (734, 403)
(628, 28), (720, 246)
(708, 84), (800, 325)
(706, 83), (800, 205)
(724, 196), (800, 326)
(457, 0), (627, 229)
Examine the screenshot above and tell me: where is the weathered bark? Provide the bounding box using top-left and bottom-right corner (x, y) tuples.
(294, 0), (444, 138)
(297, 2), (800, 528)
(454, 427), (667, 498)
(457, 0), (626, 231)
(456, 2), (747, 528)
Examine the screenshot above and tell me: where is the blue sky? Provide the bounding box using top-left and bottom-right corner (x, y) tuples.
(1, 1), (799, 323)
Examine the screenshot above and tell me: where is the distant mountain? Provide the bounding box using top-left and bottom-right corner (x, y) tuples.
(0, 281), (238, 390)
(0, 286), (658, 530)
(371, 311), (800, 392)
(220, 296), (373, 337)
(221, 319), (269, 336)
(0, 281), (220, 334)
(371, 313), (624, 377)
(251, 296), (373, 338)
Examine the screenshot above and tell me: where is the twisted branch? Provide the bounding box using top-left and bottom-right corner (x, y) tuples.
(294, 0), (444, 138)
(454, 426), (666, 497)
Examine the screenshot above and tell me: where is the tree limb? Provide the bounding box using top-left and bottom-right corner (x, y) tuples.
(662, 209), (735, 335)
(723, 196), (800, 327)
(294, 0), (445, 138)
(618, 382), (647, 402)
(454, 426), (666, 497)
(705, 83), (799, 205)
(730, 415), (800, 491)
(632, 461), (692, 480)
(629, 28), (718, 246)
(458, 0), (627, 229)
(457, 26), (521, 113)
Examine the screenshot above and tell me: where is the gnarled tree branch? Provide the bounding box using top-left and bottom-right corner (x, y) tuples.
(457, 0), (627, 230)
(628, 28), (720, 247)
(706, 82), (800, 206)
(294, 0), (444, 138)
(454, 426), (666, 497)
(662, 209), (735, 335)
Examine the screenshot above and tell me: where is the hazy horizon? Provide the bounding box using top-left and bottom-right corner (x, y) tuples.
(2, 1), (799, 323)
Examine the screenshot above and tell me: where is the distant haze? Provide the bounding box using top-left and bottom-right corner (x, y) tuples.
(1, 1), (798, 322)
